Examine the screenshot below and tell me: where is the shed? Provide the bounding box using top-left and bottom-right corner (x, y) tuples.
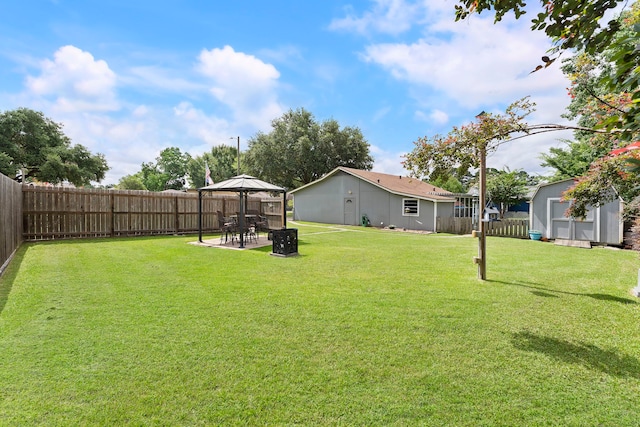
(529, 179), (624, 245)
(289, 167), (457, 231)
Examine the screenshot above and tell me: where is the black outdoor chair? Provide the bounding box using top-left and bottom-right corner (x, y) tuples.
(217, 211), (237, 244)
(254, 215), (269, 238)
(244, 224), (258, 244)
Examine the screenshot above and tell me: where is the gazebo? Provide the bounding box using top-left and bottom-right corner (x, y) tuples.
(197, 174), (286, 248)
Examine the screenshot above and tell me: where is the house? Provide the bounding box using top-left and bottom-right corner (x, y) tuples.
(289, 167), (458, 231)
(529, 179), (624, 245)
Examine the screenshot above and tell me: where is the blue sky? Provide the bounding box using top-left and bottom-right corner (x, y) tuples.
(0, 0), (577, 185)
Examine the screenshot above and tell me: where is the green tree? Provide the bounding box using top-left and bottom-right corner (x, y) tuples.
(403, 97), (536, 182)
(486, 168), (528, 217)
(540, 140), (607, 181)
(116, 173), (147, 190)
(432, 175), (466, 193)
(140, 147), (191, 191)
(0, 108), (108, 185)
(540, 4), (640, 218)
(243, 108), (373, 189)
(187, 145), (238, 188)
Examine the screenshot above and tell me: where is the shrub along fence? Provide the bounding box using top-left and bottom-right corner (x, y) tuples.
(22, 186), (284, 241)
(437, 217), (529, 239)
(0, 174), (23, 275)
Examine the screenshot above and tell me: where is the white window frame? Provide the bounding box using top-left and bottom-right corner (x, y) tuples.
(402, 198), (419, 216)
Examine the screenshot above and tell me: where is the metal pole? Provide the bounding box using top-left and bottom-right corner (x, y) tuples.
(198, 190), (203, 243)
(478, 143), (487, 280)
(239, 190), (245, 248)
(237, 136), (240, 175)
(282, 191), (287, 229)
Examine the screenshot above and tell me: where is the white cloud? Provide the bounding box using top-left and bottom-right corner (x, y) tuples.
(336, 1), (575, 175)
(25, 45), (118, 113)
(372, 106), (392, 122)
(361, 18), (565, 110)
(369, 144), (407, 176)
(415, 109), (449, 124)
(126, 66), (205, 94)
(329, 0), (419, 35)
(13, 44), (289, 184)
(196, 45), (284, 130)
(173, 101), (233, 147)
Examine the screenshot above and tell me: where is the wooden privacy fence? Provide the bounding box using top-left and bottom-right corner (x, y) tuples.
(437, 217), (474, 235)
(436, 217), (529, 239)
(0, 174), (23, 274)
(22, 186), (283, 241)
(485, 219), (529, 239)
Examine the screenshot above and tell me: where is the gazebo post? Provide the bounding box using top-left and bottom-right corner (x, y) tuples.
(282, 191), (287, 229)
(239, 189), (245, 248)
(198, 190), (203, 243)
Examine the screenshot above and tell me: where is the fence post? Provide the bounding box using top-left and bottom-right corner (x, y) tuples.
(174, 196), (179, 233)
(110, 192), (115, 238)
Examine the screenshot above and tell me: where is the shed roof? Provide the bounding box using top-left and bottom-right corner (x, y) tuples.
(290, 167), (456, 202)
(529, 178), (576, 201)
(530, 177), (623, 203)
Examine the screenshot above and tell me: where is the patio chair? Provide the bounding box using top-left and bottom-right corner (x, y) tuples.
(244, 224), (258, 244)
(255, 215), (269, 237)
(217, 211), (237, 244)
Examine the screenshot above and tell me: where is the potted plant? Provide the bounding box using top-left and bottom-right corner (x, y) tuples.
(529, 230), (542, 240)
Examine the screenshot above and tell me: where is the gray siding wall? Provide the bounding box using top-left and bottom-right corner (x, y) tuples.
(530, 180), (622, 244)
(530, 182), (561, 235)
(599, 198), (623, 245)
(293, 171), (455, 231)
(292, 173), (349, 224)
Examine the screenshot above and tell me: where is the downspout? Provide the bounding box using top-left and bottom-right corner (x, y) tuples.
(433, 200), (438, 232)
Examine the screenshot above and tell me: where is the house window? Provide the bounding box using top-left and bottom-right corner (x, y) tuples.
(403, 199), (419, 216)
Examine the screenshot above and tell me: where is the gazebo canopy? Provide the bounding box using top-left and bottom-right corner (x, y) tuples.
(199, 174), (285, 193)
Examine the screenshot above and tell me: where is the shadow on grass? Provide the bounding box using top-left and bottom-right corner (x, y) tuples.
(529, 290), (559, 298)
(488, 280), (637, 305)
(0, 244), (28, 316)
(512, 331), (640, 379)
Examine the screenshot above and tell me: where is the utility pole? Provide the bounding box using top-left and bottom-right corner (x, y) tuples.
(230, 136), (240, 175)
(236, 136), (240, 175)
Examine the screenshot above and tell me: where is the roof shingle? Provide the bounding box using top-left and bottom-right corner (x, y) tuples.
(331, 167), (456, 201)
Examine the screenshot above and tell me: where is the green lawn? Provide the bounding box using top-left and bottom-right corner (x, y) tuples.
(0, 223), (639, 426)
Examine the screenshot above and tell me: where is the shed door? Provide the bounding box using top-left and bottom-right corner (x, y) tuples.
(549, 199), (596, 241)
(344, 198), (356, 225)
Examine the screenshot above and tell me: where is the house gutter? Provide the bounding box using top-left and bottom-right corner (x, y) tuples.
(433, 201), (438, 232)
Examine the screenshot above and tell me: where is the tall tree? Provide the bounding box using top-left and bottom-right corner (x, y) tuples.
(186, 145), (238, 188)
(243, 108), (373, 189)
(540, 140), (606, 182)
(486, 168), (529, 218)
(432, 174), (467, 193)
(0, 108), (108, 185)
(139, 147), (191, 191)
(116, 173), (147, 190)
(542, 4), (640, 218)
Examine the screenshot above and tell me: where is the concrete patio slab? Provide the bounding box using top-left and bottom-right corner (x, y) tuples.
(189, 236), (272, 250)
